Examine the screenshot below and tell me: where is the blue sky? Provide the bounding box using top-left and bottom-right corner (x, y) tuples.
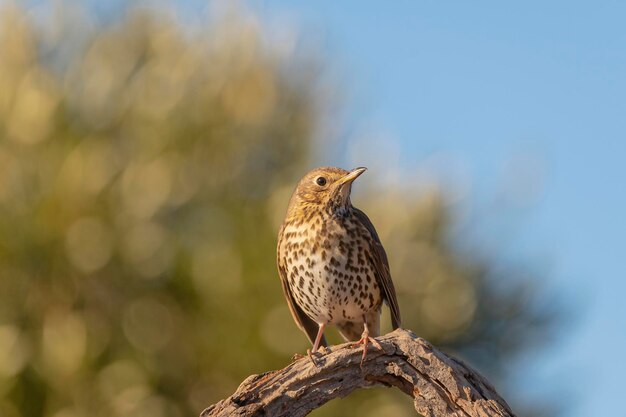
(243, 1), (626, 416)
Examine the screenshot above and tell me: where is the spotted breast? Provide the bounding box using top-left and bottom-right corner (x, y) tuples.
(279, 211), (382, 329)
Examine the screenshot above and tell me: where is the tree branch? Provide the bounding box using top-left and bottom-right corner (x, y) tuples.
(201, 329), (515, 417)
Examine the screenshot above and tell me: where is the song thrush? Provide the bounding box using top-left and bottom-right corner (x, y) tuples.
(276, 166), (401, 364)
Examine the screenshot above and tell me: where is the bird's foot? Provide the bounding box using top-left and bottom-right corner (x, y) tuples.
(350, 331), (382, 367)
(292, 349), (321, 366)
(307, 348), (316, 365)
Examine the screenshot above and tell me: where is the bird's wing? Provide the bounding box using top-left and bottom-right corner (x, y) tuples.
(276, 226), (327, 347)
(353, 208), (402, 329)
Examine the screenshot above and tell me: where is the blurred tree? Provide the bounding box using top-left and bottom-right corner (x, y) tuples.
(0, 3), (557, 417)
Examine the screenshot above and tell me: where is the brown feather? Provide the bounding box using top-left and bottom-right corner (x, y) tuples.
(352, 207), (402, 329)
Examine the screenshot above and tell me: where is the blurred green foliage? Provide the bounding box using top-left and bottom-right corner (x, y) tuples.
(0, 3), (556, 417)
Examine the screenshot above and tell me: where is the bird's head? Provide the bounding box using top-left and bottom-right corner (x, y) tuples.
(285, 166), (367, 220)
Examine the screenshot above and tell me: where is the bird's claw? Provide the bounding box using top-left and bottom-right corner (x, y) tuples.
(292, 349), (321, 366)
(350, 332), (383, 368)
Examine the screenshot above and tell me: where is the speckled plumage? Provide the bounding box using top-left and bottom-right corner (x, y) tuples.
(277, 167), (401, 355)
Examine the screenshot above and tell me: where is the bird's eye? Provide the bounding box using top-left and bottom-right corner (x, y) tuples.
(316, 176), (327, 186)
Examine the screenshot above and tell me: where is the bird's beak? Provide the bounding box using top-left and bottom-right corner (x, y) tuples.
(331, 167), (367, 208)
(336, 167), (367, 187)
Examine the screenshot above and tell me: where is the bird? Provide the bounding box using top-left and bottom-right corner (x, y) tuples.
(276, 166), (401, 364)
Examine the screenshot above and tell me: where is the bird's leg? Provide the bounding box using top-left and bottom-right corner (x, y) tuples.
(350, 318), (382, 367)
(304, 323), (326, 366)
(312, 323), (326, 352)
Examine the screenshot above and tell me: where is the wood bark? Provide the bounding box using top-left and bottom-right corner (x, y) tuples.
(201, 328), (515, 417)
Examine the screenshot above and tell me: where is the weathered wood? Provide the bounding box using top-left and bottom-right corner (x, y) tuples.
(201, 328), (515, 417)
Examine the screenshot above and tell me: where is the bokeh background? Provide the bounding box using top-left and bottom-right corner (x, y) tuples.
(0, 1), (624, 417)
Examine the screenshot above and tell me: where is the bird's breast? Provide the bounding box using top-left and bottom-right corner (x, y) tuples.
(279, 215), (382, 325)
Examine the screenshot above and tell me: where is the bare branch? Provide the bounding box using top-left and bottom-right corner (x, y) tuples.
(201, 329), (515, 417)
